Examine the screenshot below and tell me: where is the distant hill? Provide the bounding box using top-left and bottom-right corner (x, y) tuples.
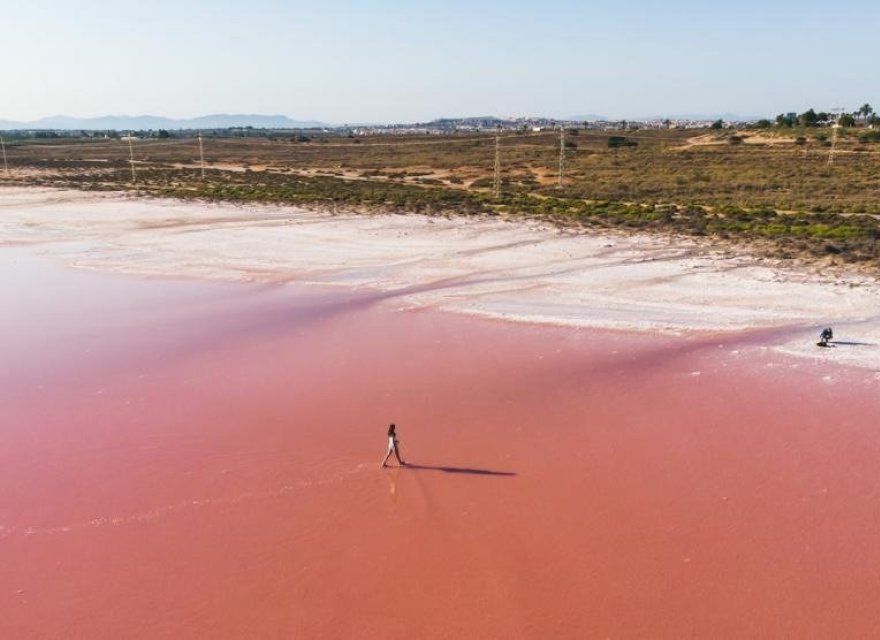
(0, 114), (327, 130)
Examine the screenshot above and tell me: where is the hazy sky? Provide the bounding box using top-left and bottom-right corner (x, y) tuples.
(2, 0), (878, 123)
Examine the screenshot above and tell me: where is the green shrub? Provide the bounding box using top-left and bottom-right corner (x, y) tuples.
(607, 136), (637, 148)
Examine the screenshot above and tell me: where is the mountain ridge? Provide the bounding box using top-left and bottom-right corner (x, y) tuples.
(0, 114), (327, 130)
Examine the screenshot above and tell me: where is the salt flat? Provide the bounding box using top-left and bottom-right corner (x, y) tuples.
(2, 186), (878, 370)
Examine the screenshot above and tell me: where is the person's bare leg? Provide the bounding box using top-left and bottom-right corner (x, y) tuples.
(394, 445), (405, 466)
(382, 449), (393, 467)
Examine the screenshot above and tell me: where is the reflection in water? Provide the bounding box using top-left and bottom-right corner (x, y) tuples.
(386, 467), (401, 503)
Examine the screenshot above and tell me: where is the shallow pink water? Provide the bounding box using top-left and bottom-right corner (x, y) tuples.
(2, 248), (880, 639)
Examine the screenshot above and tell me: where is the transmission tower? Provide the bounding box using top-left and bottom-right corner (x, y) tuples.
(558, 126), (566, 188)
(198, 133), (206, 179)
(1, 137), (8, 176)
(493, 128), (501, 198)
(127, 133), (136, 183)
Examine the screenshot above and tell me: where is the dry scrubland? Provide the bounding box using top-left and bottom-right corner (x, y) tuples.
(2, 128), (880, 270)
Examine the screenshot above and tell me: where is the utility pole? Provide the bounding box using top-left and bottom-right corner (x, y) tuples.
(558, 126), (566, 189)
(127, 133), (136, 183)
(828, 107), (844, 166)
(1, 137), (8, 176)
(493, 127), (501, 198)
(198, 133), (206, 179)
(828, 123), (839, 166)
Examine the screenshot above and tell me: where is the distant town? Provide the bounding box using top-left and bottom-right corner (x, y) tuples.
(346, 116), (722, 136)
(2, 107), (876, 140)
(0, 114), (748, 139)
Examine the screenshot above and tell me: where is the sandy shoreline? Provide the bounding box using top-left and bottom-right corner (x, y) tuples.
(1, 185), (878, 371)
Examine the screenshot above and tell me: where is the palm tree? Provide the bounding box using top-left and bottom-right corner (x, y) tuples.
(859, 103), (874, 124)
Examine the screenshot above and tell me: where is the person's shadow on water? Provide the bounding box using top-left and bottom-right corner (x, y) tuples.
(401, 463), (516, 477)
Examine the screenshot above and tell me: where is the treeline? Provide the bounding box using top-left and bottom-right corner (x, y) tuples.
(752, 103), (877, 129)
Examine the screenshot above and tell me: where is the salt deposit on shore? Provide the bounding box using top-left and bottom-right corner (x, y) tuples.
(2, 186), (878, 370)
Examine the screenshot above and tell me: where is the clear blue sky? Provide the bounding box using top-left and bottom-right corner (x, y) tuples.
(2, 0), (878, 123)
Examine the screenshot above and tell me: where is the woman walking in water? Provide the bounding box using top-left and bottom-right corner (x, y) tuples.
(382, 423), (406, 467)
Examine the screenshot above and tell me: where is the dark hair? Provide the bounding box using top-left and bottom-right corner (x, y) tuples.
(387, 423), (396, 436)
